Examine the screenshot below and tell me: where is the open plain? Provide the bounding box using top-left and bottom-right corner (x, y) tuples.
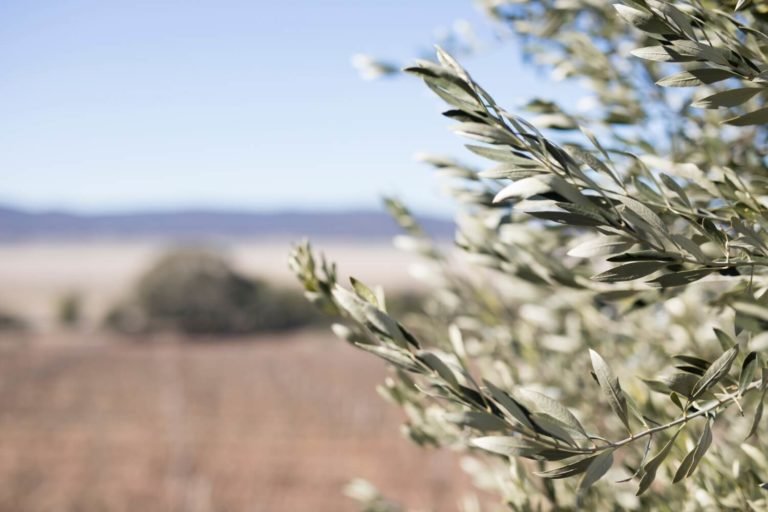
(0, 241), (471, 511)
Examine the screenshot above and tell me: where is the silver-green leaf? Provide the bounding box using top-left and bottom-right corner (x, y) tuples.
(690, 345), (739, 400)
(589, 349), (630, 431)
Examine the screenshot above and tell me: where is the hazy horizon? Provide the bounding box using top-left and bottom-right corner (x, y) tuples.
(0, 199), (454, 218)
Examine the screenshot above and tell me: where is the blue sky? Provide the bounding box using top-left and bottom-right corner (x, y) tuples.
(0, 1), (565, 215)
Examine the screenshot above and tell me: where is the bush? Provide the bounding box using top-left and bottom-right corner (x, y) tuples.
(56, 293), (82, 327)
(106, 248), (323, 336)
(0, 309), (27, 332)
(292, 1), (768, 510)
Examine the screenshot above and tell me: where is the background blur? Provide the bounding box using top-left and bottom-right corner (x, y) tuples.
(0, 1), (558, 510)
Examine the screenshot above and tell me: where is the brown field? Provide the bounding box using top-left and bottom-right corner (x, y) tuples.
(0, 241), (474, 512)
(0, 331), (471, 512)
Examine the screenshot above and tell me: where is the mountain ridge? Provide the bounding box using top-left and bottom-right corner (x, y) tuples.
(0, 205), (454, 241)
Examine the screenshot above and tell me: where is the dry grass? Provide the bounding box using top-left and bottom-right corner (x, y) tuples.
(0, 330), (472, 512)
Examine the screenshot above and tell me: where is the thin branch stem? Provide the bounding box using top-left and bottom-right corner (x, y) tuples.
(582, 378), (765, 454)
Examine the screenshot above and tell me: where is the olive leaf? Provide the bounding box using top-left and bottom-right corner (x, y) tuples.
(589, 349), (630, 431)
(637, 427), (684, 495)
(592, 261), (667, 282)
(471, 436), (541, 457)
(350, 277), (379, 307)
(516, 388), (589, 440)
(692, 87), (763, 109)
(579, 450), (614, 492)
(416, 350), (460, 389)
(536, 455), (600, 479)
(484, 380), (536, 431)
(746, 368), (768, 440)
(739, 352), (758, 395)
(447, 411), (509, 432)
(690, 345), (740, 401)
(673, 419), (713, 482)
(656, 69), (740, 88)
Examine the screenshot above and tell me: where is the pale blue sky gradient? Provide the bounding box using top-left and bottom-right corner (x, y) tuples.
(0, 1), (566, 215)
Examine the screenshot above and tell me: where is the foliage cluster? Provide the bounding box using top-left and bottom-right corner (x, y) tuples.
(291, 0), (768, 509)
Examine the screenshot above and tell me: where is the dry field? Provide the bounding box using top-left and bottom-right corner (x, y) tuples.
(0, 331), (471, 512)
(0, 241), (474, 512)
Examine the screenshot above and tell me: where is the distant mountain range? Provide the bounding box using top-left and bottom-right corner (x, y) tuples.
(0, 205), (454, 241)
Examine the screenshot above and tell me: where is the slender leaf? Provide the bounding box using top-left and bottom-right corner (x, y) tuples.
(746, 393), (765, 440)
(657, 68), (740, 88)
(673, 420), (713, 482)
(690, 345), (739, 400)
(355, 344), (418, 371)
(739, 352), (758, 395)
(660, 173), (692, 207)
(465, 144), (528, 163)
(529, 412), (578, 446)
(617, 196), (668, 235)
(536, 455), (598, 479)
(350, 277), (378, 306)
(746, 368), (768, 439)
(607, 251), (679, 262)
(579, 450), (614, 491)
(484, 380), (535, 430)
(567, 236), (633, 258)
(446, 411), (509, 432)
(714, 328), (736, 349)
(592, 261), (666, 282)
(649, 269), (713, 287)
(724, 107), (768, 126)
(637, 427), (684, 495)
(454, 122), (515, 145)
(470, 436), (541, 457)
(417, 350), (460, 389)
(589, 349), (630, 431)
(516, 388), (589, 439)
(493, 177), (552, 203)
(614, 4), (671, 33)
(693, 87), (763, 109)
(526, 210), (604, 226)
(631, 45), (676, 62)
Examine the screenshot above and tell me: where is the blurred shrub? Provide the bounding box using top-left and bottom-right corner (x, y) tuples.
(385, 290), (425, 319)
(56, 293), (82, 327)
(105, 248), (325, 336)
(0, 309), (27, 332)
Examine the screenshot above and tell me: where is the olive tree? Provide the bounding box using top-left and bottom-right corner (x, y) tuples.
(291, 1), (768, 509)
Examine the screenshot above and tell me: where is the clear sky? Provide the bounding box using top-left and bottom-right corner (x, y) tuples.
(0, 0), (566, 215)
